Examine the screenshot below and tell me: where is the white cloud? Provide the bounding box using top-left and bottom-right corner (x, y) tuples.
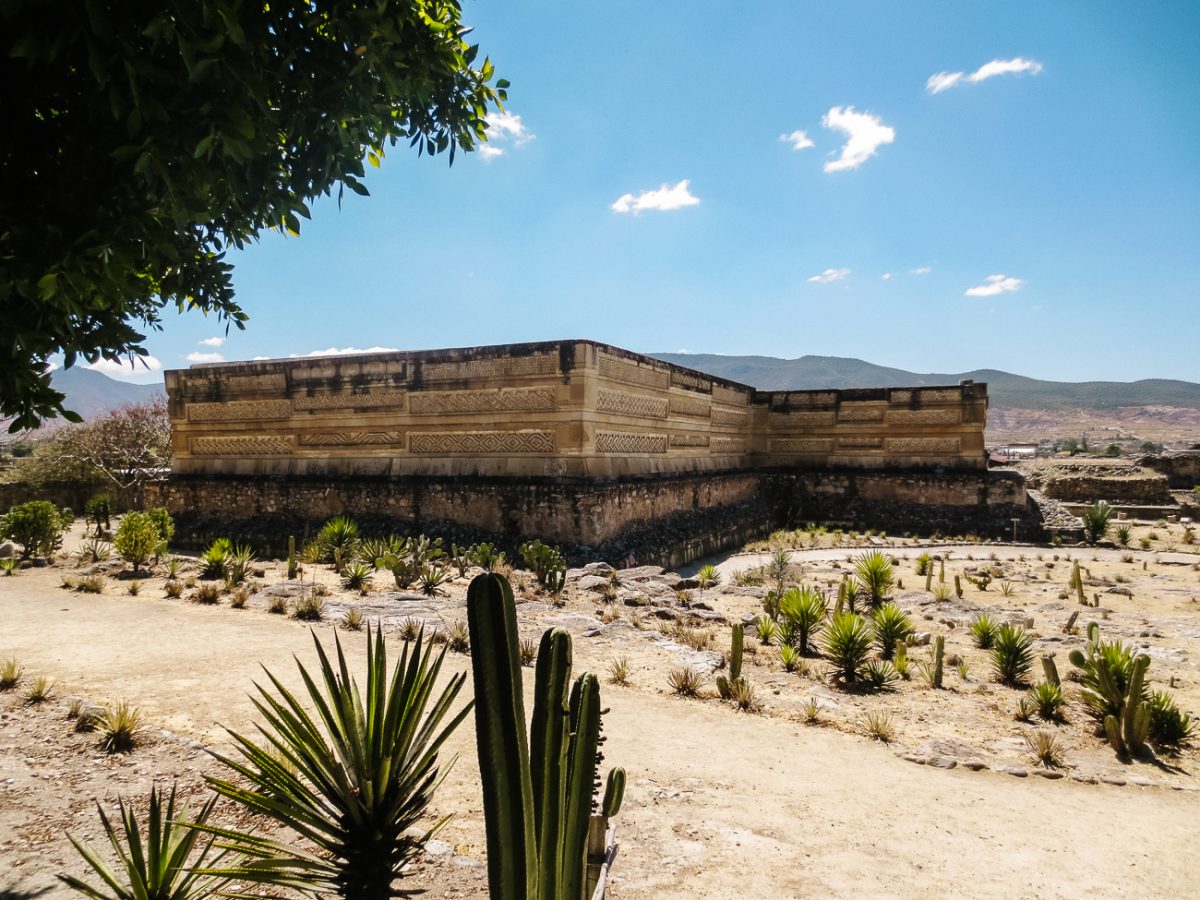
(480, 110), (534, 161)
(910, 266), (933, 275)
(780, 129), (815, 151)
(611, 180), (700, 214)
(186, 351), (225, 364)
(820, 107), (895, 172)
(925, 71), (964, 94)
(295, 346), (401, 357)
(84, 355), (162, 379)
(927, 57), (1044, 94)
(964, 274), (1024, 297)
(807, 267), (851, 285)
(880, 273), (893, 281)
(198, 336), (225, 347)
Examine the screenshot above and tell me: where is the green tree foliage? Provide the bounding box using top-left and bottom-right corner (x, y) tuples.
(113, 512), (160, 574)
(1, 499), (68, 559)
(0, 2), (507, 429)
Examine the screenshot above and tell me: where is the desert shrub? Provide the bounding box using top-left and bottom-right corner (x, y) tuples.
(342, 607), (365, 631)
(293, 592), (326, 621)
(969, 614), (1000, 649)
(164, 580), (184, 599)
(127, 580), (141, 596)
(778, 644), (801, 672)
(446, 619), (470, 653)
(113, 512), (159, 574)
(72, 536), (113, 567)
(25, 675), (55, 704)
(1081, 501), (1115, 544)
(607, 656), (630, 686)
(801, 697), (821, 724)
(871, 602), (912, 659)
(267, 594), (288, 615)
(999, 580), (1016, 597)
(318, 515), (360, 569)
(83, 494), (113, 534)
(1147, 691), (1195, 748)
(418, 563), (450, 596)
(755, 615), (778, 646)
(145, 506), (175, 553)
(672, 624), (712, 651)
(0, 558), (17, 576)
(779, 587), (827, 654)
(78, 573), (106, 593)
(822, 611), (873, 684)
(193, 582), (221, 605)
(0, 658), (22, 691)
(229, 585), (250, 609)
(1, 500), (68, 559)
(932, 582), (953, 601)
(200, 537), (233, 579)
(342, 561), (373, 591)
(1026, 729), (1065, 767)
(1014, 697), (1037, 722)
(1027, 681), (1066, 720)
(991, 625), (1034, 686)
(668, 667), (703, 697)
(730, 678), (757, 712)
(863, 711), (895, 742)
(399, 617), (422, 641)
(862, 659), (899, 691)
(1115, 524), (1132, 547)
(96, 702), (143, 753)
(517, 637), (537, 667)
(300, 539), (324, 565)
(853, 550), (894, 608)
(956, 659), (971, 681)
(227, 544), (255, 585)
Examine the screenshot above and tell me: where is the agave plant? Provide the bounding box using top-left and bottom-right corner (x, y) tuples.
(1081, 500), (1115, 545)
(822, 611), (873, 684)
(969, 614), (999, 649)
(991, 625), (1034, 687)
(197, 626), (471, 898)
(853, 550), (894, 608)
(342, 561), (373, 591)
(779, 587), (827, 654)
(59, 785), (232, 900)
(318, 516), (361, 570)
(199, 538), (232, 580)
(696, 564), (721, 589)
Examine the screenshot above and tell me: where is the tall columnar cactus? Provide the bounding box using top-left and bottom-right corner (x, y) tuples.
(1042, 654), (1060, 686)
(1103, 655), (1151, 756)
(467, 573), (624, 900)
(924, 573), (932, 592)
(954, 575), (963, 599)
(938, 558), (945, 584)
(287, 535), (297, 580)
(932, 635), (945, 689)
(1072, 561), (1086, 606)
(716, 623), (744, 700)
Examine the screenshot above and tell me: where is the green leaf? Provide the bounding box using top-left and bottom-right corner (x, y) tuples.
(37, 273), (58, 299)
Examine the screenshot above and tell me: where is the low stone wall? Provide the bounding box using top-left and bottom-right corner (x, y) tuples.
(1040, 474), (1172, 505)
(1141, 452), (1200, 490)
(0, 482), (100, 516)
(149, 467), (1035, 566)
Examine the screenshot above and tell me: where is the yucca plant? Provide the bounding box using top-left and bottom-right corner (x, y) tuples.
(915, 552), (933, 576)
(227, 544), (256, 585)
(25, 674), (55, 704)
(853, 550), (894, 608)
(801, 697), (821, 724)
(1147, 691), (1195, 748)
(863, 710), (895, 742)
(991, 625), (1034, 686)
(200, 538), (232, 579)
(0, 557), (18, 575)
(755, 615), (778, 646)
(779, 587), (827, 654)
(778, 644), (801, 672)
(196, 626), (470, 898)
(447, 620), (471, 653)
(342, 561), (373, 592)
(359, 536), (405, 570)
(822, 611), (873, 684)
(1115, 524), (1132, 547)
(871, 602), (912, 660)
(1081, 500), (1115, 545)
(695, 564), (721, 588)
(419, 563), (450, 596)
(1026, 682), (1065, 721)
(607, 656), (631, 686)
(1025, 729), (1065, 768)
(1069, 632), (1145, 723)
(668, 667), (703, 697)
(969, 614), (999, 649)
(318, 516), (360, 570)
(931, 581), (953, 601)
(292, 592), (325, 621)
(729, 678), (757, 712)
(343, 608), (365, 631)
(96, 702), (144, 754)
(59, 785), (232, 900)
(863, 659), (899, 691)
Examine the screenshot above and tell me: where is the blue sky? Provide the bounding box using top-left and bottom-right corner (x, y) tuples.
(92, 0), (1199, 385)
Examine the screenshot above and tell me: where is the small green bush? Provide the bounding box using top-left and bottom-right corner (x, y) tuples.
(1, 500), (68, 559)
(113, 512), (159, 574)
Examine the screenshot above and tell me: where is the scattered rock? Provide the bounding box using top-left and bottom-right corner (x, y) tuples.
(577, 575), (612, 593)
(0, 541), (16, 559)
(1100, 775), (1127, 786)
(618, 565), (666, 581)
(999, 766), (1028, 777)
(424, 840), (453, 857)
(1031, 768), (1064, 779)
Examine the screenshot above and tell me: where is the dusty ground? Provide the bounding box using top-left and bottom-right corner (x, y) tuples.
(2, 522), (1199, 898)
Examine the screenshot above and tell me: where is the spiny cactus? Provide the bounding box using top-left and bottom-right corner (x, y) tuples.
(467, 573), (624, 899)
(938, 558), (945, 583)
(1072, 561), (1086, 606)
(602, 768), (625, 817)
(1069, 621), (1152, 757)
(954, 575), (963, 599)
(1041, 654), (1060, 687)
(1103, 655), (1151, 756)
(932, 635), (944, 689)
(287, 535), (297, 580)
(717, 623), (744, 700)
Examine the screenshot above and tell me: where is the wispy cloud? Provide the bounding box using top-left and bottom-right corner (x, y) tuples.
(779, 129), (815, 151)
(808, 267), (850, 285)
(964, 274), (1024, 297)
(479, 110), (535, 161)
(820, 107), (895, 172)
(881, 272), (893, 281)
(186, 351), (225, 364)
(910, 266), (933, 275)
(198, 336), (225, 347)
(611, 180), (700, 214)
(84, 355), (162, 379)
(927, 57), (1044, 94)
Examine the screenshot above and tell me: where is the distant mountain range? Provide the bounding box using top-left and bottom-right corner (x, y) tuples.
(651, 353), (1200, 412)
(51, 368), (163, 420)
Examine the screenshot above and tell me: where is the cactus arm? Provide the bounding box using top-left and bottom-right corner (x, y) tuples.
(602, 767), (626, 817)
(1123, 656), (1151, 755)
(1104, 714), (1124, 754)
(561, 674), (601, 900)
(1041, 654), (1060, 686)
(530, 628), (572, 894)
(467, 574), (537, 899)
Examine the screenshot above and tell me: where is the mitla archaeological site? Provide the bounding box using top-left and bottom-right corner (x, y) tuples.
(150, 338), (1047, 564)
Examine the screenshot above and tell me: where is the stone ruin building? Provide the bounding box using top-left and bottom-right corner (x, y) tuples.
(150, 339), (1035, 566)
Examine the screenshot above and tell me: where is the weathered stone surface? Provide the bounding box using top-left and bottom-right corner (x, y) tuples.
(577, 575), (612, 592)
(0, 541), (15, 558)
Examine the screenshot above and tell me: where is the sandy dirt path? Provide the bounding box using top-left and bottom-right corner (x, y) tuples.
(2, 574), (1197, 898)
